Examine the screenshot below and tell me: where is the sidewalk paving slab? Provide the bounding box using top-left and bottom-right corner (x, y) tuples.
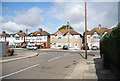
(66, 54), (117, 80)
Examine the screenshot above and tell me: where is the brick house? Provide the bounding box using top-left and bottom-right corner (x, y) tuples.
(86, 24), (111, 49)
(50, 28), (82, 49)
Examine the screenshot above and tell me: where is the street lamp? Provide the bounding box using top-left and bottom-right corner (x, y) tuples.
(84, 0), (88, 59)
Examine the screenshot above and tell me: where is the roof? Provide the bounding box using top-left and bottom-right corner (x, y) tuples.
(51, 29), (82, 36)
(0, 31), (10, 37)
(12, 30), (27, 37)
(28, 30), (49, 36)
(86, 27), (111, 35)
(51, 29), (67, 35)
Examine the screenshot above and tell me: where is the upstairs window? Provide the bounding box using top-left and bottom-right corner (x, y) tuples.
(58, 37), (61, 39)
(93, 36), (97, 38)
(16, 37), (20, 40)
(21, 37), (23, 40)
(58, 45), (61, 47)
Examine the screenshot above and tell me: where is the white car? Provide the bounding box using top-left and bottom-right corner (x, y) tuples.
(26, 45), (37, 50)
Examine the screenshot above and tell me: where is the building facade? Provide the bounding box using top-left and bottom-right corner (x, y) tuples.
(50, 28), (82, 49)
(86, 24), (111, 49)
(27, 28), (50, 48)
(0, 31), (10, 42)
(0, 28), (50, 48)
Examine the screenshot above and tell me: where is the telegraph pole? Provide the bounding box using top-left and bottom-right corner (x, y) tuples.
(67, 22), (70, 50)
(84, 0), (88, 59)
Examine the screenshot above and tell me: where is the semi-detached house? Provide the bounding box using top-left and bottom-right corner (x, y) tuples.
(86, 24), (111, 49)
(50, 28), (82, 49)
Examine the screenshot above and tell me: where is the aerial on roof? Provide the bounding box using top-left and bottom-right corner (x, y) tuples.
(86, 27), (111, 35)
(51, 29), (82, 37)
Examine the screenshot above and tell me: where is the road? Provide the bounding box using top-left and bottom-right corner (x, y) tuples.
(2, 49), (100, 79)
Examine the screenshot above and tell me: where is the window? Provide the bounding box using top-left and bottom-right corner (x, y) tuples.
(58, 37), (61, 39)
(44, 36), (46, 39)
(58, 45), (61, 47)
(16, 37), (20, 40)
(74, 35), (78, 38)
(75, 44), (77, 46)
(21, 37), (23, 40)
(52, 36), (54, 39)
(93, 36), (96, 38)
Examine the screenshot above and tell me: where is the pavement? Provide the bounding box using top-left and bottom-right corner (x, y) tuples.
(66, 53), (117, 80)
(0, 51), (39, 63)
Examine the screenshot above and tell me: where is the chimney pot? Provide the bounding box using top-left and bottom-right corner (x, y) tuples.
(39, 28), (42, 32)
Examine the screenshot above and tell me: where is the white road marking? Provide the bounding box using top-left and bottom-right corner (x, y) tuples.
(0, 64), (39, 79)
(48, 56), (61, 62)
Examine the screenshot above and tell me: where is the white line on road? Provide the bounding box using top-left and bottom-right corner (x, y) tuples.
(0, 64), (39, 79)
(48, 56), (61, 62)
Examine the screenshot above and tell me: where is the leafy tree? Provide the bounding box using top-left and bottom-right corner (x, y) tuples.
(58, 25), (73, 31)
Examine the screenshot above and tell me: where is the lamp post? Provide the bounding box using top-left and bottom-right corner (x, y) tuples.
(84, 0), (88, 59)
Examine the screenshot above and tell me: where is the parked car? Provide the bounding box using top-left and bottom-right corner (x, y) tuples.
(91, 46), (98, 50)
(22, 44), (27, 48)
(63, 45), (68, 50)
(26, 45), (37, 50)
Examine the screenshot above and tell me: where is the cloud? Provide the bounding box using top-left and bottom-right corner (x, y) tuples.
(14, 7), (43, 27)
(0, 16), (4, 22)
(50, 2), (118, 34)
(2, 0), (120, 2)
(1, 21), (30, 33)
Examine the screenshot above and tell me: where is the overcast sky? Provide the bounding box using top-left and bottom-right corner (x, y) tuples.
(0, 0), (119, 34)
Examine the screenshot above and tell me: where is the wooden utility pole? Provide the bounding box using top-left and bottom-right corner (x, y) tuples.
(84, 0), (88, 59)
(67, 22), (70, 50)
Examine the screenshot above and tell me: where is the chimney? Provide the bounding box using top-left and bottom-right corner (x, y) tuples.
(98, 24), (102, 29)
(2, 31), (6, 33)
(39, 28), (42, 32)
(19, 30), (23, 33)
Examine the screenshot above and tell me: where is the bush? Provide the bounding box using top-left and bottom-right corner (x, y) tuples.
(100, 23), (120, 70)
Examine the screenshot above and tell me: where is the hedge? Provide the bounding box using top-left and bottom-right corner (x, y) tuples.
(100, 23), (120, 69)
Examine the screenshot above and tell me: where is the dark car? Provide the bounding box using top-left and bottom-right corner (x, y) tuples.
(91, 46), (98, 50)
(63, 45), (68, 50)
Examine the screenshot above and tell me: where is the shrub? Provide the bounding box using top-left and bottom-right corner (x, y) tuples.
(100, 23), (120, 69)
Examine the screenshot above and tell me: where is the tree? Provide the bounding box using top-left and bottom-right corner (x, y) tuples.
(58, 25), (74, 31)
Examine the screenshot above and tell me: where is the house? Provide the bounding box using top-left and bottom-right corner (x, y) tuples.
(86, 24), (111, 49)
(50, 28), (82, 49)
(0, 30), (27, 47)
(27, 28), (50, 48)
(10, 30), (27, 47)
(0, 31), (10, 42)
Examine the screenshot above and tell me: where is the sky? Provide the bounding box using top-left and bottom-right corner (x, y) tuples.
(0, 0), (119, 34)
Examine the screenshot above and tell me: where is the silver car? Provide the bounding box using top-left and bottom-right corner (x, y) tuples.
(91, 46), (98, 50)
(26, 45), (37, 50)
